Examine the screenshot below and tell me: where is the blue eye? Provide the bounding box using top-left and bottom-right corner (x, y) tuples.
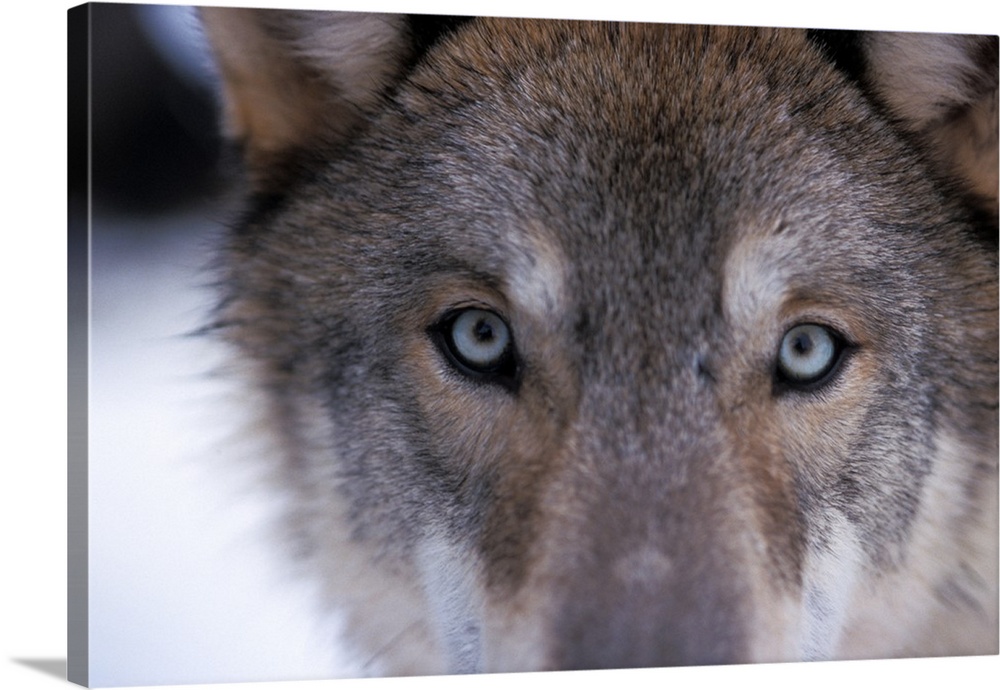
(776, 323), (845, 387)
(450, 309), (511, 369)
(434, 308), (519, 387)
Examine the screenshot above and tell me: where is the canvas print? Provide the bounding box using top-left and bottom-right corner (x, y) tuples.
(70, 2), (999, 686)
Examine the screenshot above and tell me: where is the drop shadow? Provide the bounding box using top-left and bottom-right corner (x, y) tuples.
(12, 658), (67, 681)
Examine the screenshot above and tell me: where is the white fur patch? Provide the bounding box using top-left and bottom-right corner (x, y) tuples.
(722, 224), (792, 331)
(506, 227), (567, 321)
(836, 431), (999, 658)
(416, 533), (484, 673)
(798, 514), (864, 660)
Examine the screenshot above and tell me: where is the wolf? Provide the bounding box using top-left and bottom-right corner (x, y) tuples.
(199, 8), (999, 675)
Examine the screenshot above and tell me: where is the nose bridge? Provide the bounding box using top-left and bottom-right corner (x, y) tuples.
(540, 361), (756, 668)
(577, 246), (722, 418)
(580, 311), (718, 472)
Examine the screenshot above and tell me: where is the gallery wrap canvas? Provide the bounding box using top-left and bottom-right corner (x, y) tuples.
(68, 2), (998, 687)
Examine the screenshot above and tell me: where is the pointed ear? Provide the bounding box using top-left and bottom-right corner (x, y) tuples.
(200, 8), (413, 190)
(863, 33), (998, 213)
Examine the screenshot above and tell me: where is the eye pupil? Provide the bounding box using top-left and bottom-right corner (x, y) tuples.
(791, 332), (812, 355)
(474, 319), (496, 343)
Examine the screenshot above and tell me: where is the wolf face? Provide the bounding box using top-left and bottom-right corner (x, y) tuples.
(201, 11), (998, 674)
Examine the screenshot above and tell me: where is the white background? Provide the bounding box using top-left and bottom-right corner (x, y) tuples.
(2, 1), (998, 689)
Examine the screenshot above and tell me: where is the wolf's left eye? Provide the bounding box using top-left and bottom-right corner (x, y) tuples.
(432, 308), (519, 389)
(775, 323), (847, 389)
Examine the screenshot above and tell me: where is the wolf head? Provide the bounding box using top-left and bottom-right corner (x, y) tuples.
(201, 11), (998, 673)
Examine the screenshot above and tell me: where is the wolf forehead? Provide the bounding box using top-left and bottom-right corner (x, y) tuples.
(255, 33), (887, 251)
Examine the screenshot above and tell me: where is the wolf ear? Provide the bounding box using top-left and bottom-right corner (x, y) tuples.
(200, 8), (413, 190)
(862, 33), (998, 213)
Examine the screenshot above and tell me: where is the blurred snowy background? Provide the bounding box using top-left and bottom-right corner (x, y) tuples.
(86, 4), (358, 685)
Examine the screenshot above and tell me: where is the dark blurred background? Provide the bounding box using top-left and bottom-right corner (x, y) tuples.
(84, 3), (227, 217)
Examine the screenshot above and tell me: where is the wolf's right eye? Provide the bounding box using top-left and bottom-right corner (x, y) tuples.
(774, 322), (848, 390)
(432, 308), (519, 389)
